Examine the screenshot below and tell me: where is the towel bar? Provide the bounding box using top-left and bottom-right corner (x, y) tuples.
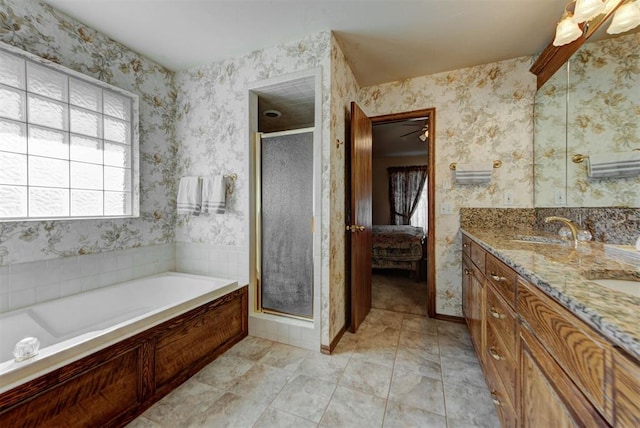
(573, 149), (640, 164)
(449, 160), (502, 171)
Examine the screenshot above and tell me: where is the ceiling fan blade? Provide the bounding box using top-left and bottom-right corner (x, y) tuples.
(399, 129), (422, 137)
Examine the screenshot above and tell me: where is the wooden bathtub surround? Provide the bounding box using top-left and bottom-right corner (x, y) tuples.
(0, 285), (248, 428)
(460, 233), (640, 427)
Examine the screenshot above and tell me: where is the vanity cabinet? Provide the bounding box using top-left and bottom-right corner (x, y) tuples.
(460, 232), (640, 427)
(462, 241), (485, 365)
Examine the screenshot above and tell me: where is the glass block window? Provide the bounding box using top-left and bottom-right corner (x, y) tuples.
(0, 46), (138, 220)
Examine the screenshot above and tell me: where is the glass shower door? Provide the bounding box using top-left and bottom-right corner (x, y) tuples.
(258, 130), (313, 319)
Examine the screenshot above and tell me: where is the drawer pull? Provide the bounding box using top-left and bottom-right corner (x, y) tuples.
(490, 272), (506, 282)
(488, 307), (504, 319)
(489, 347), (503, 361)
(464, 268), (473, 275)
(490, 391), (502, 406)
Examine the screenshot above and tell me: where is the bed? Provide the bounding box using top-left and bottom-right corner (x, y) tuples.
(372, 225), (425, 278)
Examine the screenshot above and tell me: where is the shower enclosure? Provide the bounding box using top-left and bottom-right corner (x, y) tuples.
(256, 129), (314, 319)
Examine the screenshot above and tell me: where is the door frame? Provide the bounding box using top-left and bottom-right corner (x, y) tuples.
(370, 108), (437, 318)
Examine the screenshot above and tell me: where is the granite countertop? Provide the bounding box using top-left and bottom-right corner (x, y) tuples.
(461, 227), (640, 362)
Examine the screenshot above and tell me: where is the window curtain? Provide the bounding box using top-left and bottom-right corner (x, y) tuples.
(388, 165), (428, 225)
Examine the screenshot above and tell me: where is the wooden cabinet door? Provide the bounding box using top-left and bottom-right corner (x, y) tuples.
(462, 255), (472, 320)
(469, 267), (485, 359)
(519, 327), (608, 428)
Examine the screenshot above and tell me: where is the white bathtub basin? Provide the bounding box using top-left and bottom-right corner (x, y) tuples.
(0, 272), (239, 392)
(592, 279), (640, 298)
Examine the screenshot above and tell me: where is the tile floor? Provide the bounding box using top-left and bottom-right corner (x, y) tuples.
(372, 271), (428, 317)
(128, 308), (499, 428)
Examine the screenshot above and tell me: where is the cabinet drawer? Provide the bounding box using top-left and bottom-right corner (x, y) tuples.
(486, 283), (516, 357)
(484, 349), (517, 428)
(470, 241), (486, 272)
(486, 321), (516, 404)
(517, 277), (609, 414)
(485, 253), (516, 308)
(614, 349), (640, 427)
(462, 234), (472, 257)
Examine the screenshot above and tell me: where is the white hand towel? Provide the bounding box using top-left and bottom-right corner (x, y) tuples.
(454, 162), (493, 184)
(177, 177), (202, 215)
(587, 151), (640, 178)
(201, 176), (226, 214)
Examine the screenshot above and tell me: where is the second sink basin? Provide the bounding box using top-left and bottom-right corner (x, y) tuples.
(592, 279), (640, 298)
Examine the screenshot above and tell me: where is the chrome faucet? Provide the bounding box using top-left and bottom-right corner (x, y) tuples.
(544, 216), (579, 248)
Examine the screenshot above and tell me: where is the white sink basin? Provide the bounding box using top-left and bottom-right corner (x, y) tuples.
(592, 279), (640, 297)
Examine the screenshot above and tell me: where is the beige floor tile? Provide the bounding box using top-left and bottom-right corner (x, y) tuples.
(194, 353), (254, 390)
(271, 374), (336, 422)
(352, 340), (398, 367)
(399, 329), (440, 355)
(394, 346), (441, 380)
(440, 356), (487, 389)
(383, 401), (447, 428)
(360, 307), (405, 330)
(437, 336), (478, 364)
(388, 368), (446, 416)
(227, 336), (275, 361)
(401, 314), (439, 335)
(125, 416), (163, 428)
(227, 363), (291, 404)
(446, 418), (487, 428)
(332, 332), (358, 356)
(443, 382), (500, 428)
(339, 358), (393, 398)
(295, 351), (350, 383)
(320, 386), (386, 428)
(142, 379), (225, 426)
(258, 342), (310, 372)
(254, 408), (318, 428)
(196, 392), (268, 428)
(372, 272), (428, 317)
(436, 321), (472, 345)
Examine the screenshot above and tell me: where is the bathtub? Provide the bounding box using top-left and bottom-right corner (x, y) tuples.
(0, 272), (241, 393)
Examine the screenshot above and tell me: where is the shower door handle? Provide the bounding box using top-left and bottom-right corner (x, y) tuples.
(346, 225), (365, 232)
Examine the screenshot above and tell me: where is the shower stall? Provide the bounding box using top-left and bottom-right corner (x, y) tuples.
(247, 69), (321, 350)
(256, 129), (314, 319)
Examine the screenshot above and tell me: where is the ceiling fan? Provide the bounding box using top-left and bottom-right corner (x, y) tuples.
(399, 119), (429, 141)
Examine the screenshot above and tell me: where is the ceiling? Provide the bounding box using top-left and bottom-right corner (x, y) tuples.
(255, 77), (316, 133)
(43, 0), (568, 87)
(373, 118), (429, 158)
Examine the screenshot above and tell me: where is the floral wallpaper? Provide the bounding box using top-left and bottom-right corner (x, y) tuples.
(0, 0), (179, 265)
(328, 35), (359, 342)
(534, 63), (568, 207)
(174, 31), (336, 345)
(536, 32), (640, 208)
(566, 32), (640, 207)
(358, 58), (536, 316)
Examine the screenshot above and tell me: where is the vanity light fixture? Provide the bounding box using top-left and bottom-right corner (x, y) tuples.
(572, 0), (606, 22)
(553, 3), (584, 46)
(607, 0), (640, 33)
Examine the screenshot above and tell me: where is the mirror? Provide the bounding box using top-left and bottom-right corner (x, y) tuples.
(534, 28), (640, 207)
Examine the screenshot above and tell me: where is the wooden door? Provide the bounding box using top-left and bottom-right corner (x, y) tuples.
(349, 102), (372, 333)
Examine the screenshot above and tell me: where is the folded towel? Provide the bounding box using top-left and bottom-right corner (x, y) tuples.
(587, 151), (640, 178)
(201, 175), (226, 214)
(454, 162), (493, 184)
(177, 177), (202, 215)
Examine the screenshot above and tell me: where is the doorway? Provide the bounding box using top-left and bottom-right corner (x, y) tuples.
(371, 114), (430, 316)
(348, 107), (436, 330)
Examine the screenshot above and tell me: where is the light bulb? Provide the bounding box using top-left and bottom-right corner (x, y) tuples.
(607, 0), (640, 34)
(573, 0), (606, 22)
(553, 14), (584, 46)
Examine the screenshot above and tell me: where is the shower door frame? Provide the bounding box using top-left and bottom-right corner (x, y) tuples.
(255, 127), (316, 320)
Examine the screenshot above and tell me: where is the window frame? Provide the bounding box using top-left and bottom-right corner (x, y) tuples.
(0, 41), (140, 222)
